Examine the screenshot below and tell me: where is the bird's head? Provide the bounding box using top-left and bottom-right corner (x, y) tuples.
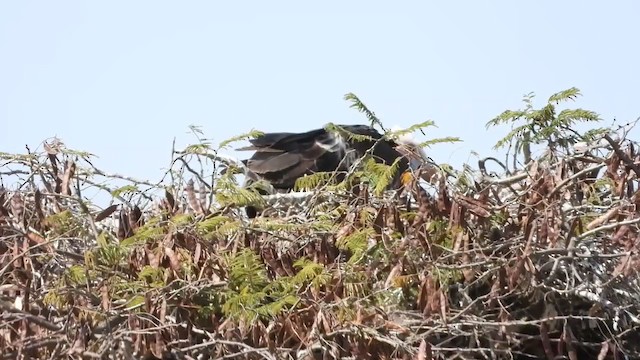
(389, 127), (437, 187)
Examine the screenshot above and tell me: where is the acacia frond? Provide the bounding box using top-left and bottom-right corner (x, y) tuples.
(215, 172), (266, 208)
(222, 288), (268, 322)
(183, 143), (212, 154)
(294, 172), (336, 191)
(293, 258), (331, 289)
(120, 217), (164, 247)
(343, 93), (384, 130)
(386, 120), (436, 139)
(66, 265), (87, 286)
(197, 215), (239, 238)
(253, 293), (298, 319)
(362, 157), (401, 195)
(95, 243), (129, 268)
(111, 185), (140, 197)
(215, 187), (266, 208)
(187, 124), (205, 136)
(341, 269), (371, 297)
(418, 136), (462, 148)
(486, 109), (527, 128)
(169, 214), (194, 228)
(530, 103), (556, 122)
(219, 129), (265, 149)
(337, 227), (375, 263)
(221, 248), (299, 321)
(548, 87), (581, 104)
(138, 265), (166, 286)
(556, 108), (601, 124)
(59, 148), (96, 158)
(226, 248), (269, 291)
(325, 123), (376, 142)
(251, 218), (308, 232)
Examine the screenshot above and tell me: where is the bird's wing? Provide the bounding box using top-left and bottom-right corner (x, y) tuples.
(244, 128), (348, 188)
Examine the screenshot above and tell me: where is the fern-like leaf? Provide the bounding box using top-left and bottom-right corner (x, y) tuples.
(294, 172), (336, 191)
(548, 87), (581, 104)
(219, 129), (265, 149)
(343, 93), (385, 130)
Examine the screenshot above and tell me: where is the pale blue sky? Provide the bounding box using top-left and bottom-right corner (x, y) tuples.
(2, 1), (639, 189)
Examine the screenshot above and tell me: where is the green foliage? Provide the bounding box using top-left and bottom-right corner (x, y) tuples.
(292, 258), (332, 290)
(386, 120), (462, 148)
(344, 93), (385, 130)
(124, 295), (147, 310)
(416, 136), (463, 148)
(183, 143), (212, 154)
(169, 213), (195, 228)
(428, 219), (456, 250)
(294, 171), (336, 191)
(221, 248), (299, 322)
(42, 288), (66, 310)
(196, 214), (239, 238)
(362, 157), (402, 196)
(45, 210), (77, 237)
(218, 129), (265, 149)
(111, 184), (140, 198)
(214, 168), (267, 209)
(324, 122), (376, 142)
(120, 217), (165, 247)
(341, 265), (372, 298)
(138, 265), (167, 287)
(65, 265), (88, 286)
(95, 243), (130, 268)
(487, 87), (604, 166)
(337, 227), (375, 264)
(251, 218), (304, 232)
(388, 120), (435, 137)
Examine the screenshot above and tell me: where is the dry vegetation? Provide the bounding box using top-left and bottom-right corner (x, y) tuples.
(1, 89), (640, 359)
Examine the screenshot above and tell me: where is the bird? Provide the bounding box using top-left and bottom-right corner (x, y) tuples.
(236, 123), (433, 217)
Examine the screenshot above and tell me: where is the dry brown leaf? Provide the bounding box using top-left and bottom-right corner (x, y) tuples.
(563, 323), (578, 360)
(598, 341), (610, 360)
(415, 339), (432, 360)
(10, 193), (24, 223)
(152, 331), (164, 359)
(100, 282), (110, 311)
(61, 160), (76, 195)
(194, 242), (202, 266)
(95, 204), (119, 222)
(455, 195), (491, 218)
(129, 205), (143, 231)
(164, 246), (181, 273)
(26, 232), (52, 253)
(117, 210), (129, 239)
(199, 179), (208, 214)
(165, 189), (175, 212)
(417, 276), (430, 314)
(384, 262), (403, 289)
(185, 179), (203, 215)
(539, 322), (555, 360)
(439, 289), (447, 325)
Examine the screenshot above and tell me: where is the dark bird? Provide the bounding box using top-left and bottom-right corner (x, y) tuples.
(237, 123), (433, 217)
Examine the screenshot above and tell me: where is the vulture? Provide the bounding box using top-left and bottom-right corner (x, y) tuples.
(237, 123), (432, 217)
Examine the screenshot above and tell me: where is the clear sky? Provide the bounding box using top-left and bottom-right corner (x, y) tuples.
(2, 1), (639, 191)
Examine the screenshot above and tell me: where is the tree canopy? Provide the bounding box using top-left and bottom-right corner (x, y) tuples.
(1, 88), (639, 359)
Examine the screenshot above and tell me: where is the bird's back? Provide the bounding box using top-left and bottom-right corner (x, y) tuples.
(240, 124), (409, 190)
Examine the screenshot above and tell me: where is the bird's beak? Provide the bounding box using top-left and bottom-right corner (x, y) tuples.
(401, 170), (414, 187)
(401, 158), (428, 187)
